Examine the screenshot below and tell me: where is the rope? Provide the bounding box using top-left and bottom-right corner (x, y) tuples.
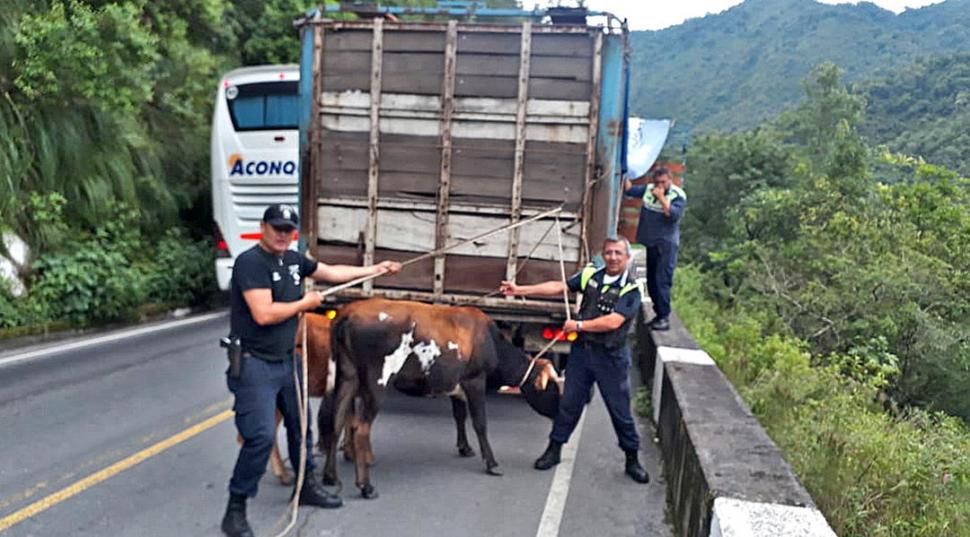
(270, 304), (311, 537)
(517, 218), (574, 390)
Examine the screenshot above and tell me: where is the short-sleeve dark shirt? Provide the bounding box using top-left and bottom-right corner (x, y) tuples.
(230, 245), (318, 361)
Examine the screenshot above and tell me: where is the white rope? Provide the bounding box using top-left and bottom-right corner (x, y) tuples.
(270, 303), (311, 537)
(518, 217), (573, 390)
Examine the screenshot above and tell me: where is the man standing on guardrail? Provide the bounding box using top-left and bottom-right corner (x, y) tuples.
(221, 203), (401, 537)
(499, 237), (650, 484)
(623, 166), (687, 331)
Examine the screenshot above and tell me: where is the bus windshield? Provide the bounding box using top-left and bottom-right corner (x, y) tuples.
(226, 81), (298, 131)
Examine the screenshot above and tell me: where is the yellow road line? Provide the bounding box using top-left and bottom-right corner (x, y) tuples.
(0, 409), (235, 533)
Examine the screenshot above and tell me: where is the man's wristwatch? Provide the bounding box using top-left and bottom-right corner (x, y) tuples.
(576, 321), (583, 332)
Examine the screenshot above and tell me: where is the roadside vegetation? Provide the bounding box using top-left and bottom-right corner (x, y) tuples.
(674, 63), (970, 536)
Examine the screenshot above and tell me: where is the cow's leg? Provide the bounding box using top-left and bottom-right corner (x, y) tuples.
(324, 371), (359, 488)
(450, 396), (475, 457)
(354, 377), (381, 499)
(463, 376), (501, 476)
(341, 406), (357, 462)
(268, 410), (293, 485)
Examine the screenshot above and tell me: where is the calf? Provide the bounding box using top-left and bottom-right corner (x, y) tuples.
(322, 298), (562, 498)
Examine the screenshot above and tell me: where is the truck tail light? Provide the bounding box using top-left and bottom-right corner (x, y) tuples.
(541, 327), (577, 342)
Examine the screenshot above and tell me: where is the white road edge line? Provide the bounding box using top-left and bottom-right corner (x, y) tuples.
(535, 408), (587, 537)
(0, 311), (227, 368)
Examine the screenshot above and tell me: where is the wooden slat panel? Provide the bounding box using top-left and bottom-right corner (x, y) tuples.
(453, 75), (590, 100)
(326, 30), (445, 52)
(457, 32), (592, 57)
(454, 53), (592, 81)
(323, 73), (442, 94)
(316, 206), (581, 261)
(325, 51), (445, 76)
(316, 244), (578, 294)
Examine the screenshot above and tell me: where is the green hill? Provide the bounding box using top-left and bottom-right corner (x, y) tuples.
(629, 0), (970, 141)
(859, 51), (970, 175)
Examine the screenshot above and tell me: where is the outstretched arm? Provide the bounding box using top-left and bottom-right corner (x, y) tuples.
(499, 280), (566, 298)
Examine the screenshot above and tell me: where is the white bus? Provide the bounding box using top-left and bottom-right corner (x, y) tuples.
(211, 65), (300, 290)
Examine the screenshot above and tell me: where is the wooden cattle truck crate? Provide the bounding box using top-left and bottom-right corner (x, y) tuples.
(297, 7), (630, 324)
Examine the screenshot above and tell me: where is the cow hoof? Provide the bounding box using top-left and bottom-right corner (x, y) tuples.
(360, 484), (379, 499)
(486, 465), (503, 476)
(322, 475), (338, 486)
(276, 472), (294, 486)
(458, 446), (475, 457)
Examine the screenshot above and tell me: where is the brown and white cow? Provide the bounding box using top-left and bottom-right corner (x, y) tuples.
(321, 298), (562, 499)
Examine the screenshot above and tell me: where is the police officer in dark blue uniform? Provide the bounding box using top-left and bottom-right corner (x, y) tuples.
(624, 167), (687, 331)
(499, 236), (650, 484)
(221, 204), (401, 537)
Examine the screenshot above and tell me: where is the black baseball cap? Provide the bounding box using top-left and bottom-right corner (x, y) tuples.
(262, 204), (299, 230)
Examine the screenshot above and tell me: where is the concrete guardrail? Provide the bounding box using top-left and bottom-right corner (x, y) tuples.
(636, 306), (838, 537)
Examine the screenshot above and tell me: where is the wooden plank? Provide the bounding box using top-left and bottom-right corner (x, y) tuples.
(457, 32), (593, 57)
(321, 113), (588, 144)
(322, 91), (591, 118)
(324, 51), (444, 76)
(580, 32), (603, 266)
(434, 20), (459, 296)
(316, 206), (581, 262)
(326, 29), (445, 52)
(453, 75), (590, 100)
(453, 53), (592, 81)
(318, 196), (581, 220)
(364, 18), (383, 292)
(323, 73), (441, 95)
(506, 21), (532, 284)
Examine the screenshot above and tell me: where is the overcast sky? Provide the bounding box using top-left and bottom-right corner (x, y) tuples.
(520, 0), (947, 30)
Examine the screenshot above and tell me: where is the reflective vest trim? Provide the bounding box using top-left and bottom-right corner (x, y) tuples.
(642, 183), (686, 213)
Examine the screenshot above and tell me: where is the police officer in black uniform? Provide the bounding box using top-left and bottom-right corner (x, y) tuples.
(221, 204), (401, 537)
(499, 236), (650, 484)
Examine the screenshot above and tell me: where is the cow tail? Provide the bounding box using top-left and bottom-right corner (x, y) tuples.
(319, 315), (349, 452)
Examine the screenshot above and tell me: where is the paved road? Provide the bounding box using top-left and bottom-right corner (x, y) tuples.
(0, 313), (670, 536)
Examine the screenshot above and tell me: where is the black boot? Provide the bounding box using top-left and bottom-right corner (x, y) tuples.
(296, 474), (344, 508)
(221, 493), (254, 537)
(624, 451), (650, 484)
(649, 317), (670, 331)
(534, 440), (562, 470)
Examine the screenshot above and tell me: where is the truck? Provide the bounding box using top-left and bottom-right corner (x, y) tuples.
(296, 2), (632, 348)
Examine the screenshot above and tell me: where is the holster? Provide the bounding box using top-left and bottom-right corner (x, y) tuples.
(220, 336), (243, 378)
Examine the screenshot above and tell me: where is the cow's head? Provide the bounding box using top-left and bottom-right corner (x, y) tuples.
(493, 332), (561, 419)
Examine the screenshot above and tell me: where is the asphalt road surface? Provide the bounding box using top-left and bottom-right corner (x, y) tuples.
(0, 313), (671, 537)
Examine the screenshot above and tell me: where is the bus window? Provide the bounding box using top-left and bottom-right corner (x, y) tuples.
(226, 81), (298, 131)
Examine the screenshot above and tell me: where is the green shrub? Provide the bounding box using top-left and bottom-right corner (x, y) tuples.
(30, 245), (148, 326)
(144, 227), (217, 307)
(675, 265), (970, 536)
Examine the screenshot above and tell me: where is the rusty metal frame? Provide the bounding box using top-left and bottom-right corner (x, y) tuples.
(433, 20), (459, 297)
(505, 21), (532, 287)
(363, 18), (384, 292)
(302, 24), (324, 260)
(310, 20), (601, 34)
(579, 31), (603, 266)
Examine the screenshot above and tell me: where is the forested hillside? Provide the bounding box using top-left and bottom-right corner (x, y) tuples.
(859, 51), (970, 175)
(629, 0), (970, 139)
